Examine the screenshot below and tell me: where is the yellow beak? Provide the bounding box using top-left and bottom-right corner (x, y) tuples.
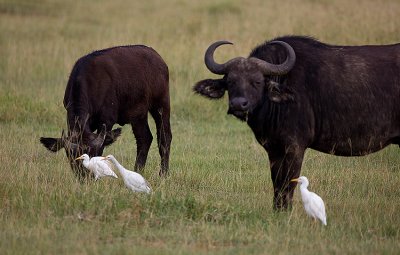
(75, 155), (84, 161)
(290, 178), (299, 183)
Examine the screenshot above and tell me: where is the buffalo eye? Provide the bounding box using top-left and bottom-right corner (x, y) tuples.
(252, 80), (263, 88)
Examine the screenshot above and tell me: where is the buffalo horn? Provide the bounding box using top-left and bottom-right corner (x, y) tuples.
(61, 129), (79, 151)
(204, 41), (240, 75)
(91, 124), (107, 147)
(251, 41), (296, 75)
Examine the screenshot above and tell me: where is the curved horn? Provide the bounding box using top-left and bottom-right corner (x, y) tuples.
(61, 129), (79, 151)
(204, 41), (238, 75)
(91, 124), (107, 147)
(250, 41), (296, 75)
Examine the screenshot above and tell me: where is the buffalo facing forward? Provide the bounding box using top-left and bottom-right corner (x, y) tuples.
(194, 36), (400, 209)
(41, 45), (172, 180)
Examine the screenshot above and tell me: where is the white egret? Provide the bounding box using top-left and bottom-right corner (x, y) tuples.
(291, 176), (327, 225)
(75, 154), (118, 180)
(103, 155), (151, 194)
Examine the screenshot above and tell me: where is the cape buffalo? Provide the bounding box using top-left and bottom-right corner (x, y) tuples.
(40, 45), (172, 180)
(194, 36), (400, 209)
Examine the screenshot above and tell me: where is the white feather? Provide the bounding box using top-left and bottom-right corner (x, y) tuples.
(103, 155), (151, 194)
(76, 154), (118, 180)
(292, 176), (327, 225)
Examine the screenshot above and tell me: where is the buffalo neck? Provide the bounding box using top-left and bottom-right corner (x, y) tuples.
(66, 105), (98, 143)
(247, 97), (288, 148)
(64, 71), (95, 136)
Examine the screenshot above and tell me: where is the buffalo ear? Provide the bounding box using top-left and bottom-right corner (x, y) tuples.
(193, 79), (226, 99)
(40, 137), (64, 152)
(103, 128), (122, 147)
(267, 81), (295, 103)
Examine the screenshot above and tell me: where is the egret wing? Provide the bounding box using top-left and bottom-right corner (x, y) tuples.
(309, 192), (326, 223)
(94, 159), (118, 179)
(125, 171), (151, 192)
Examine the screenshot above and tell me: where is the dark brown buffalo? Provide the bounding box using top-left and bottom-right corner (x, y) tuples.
(194, 36), (400, 209)
(40, 45), (172, 180)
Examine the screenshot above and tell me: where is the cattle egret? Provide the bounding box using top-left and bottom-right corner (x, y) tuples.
(291, 176), (327, 225)
(75, 154), (118, 180)
(103, 155), (151, 194)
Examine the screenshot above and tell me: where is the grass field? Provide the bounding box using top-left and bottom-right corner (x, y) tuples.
(1, 0), (400, 254)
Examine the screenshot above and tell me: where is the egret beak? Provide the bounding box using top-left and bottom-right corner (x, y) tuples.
(75, 155), (84, 161)
(100, 157), (107, 161)
(290, 178), (299, 183)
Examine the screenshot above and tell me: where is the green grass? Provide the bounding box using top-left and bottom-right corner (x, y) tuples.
(1, 0), (400, 254)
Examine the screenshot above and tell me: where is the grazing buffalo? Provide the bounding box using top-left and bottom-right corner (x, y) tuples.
(194, 36), (400, 209)
(40, 45), (172, 180)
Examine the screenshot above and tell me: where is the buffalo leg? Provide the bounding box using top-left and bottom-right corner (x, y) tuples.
(267, 145), (305, 210)
(150, 107), (172, 176)
(131, 116), (153, 172)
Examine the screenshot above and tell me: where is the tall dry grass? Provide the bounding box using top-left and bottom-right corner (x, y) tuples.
(1, 0), (400, 254)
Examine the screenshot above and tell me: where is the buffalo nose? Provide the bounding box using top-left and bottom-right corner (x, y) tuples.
(229, 97), (249, 111)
